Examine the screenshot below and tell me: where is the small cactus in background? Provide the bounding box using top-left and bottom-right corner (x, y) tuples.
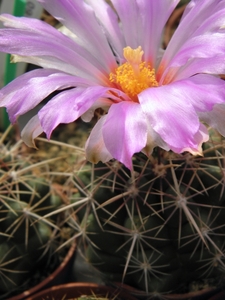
(0, 126), (77, 299)
(67, 127), (225, 297)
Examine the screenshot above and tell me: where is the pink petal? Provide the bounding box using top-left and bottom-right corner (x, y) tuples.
(102, 101), (147, 169)
(162, 0), (224, 67)
(167, 75), (225, 112)
(37, 0), (117, 71)
(199, 103), (225, 137)
(111, 0), (139, 50)
(0, 69), (93, 123)
(142, 123), (170, 156)
(81, 98), (114, 122)
(38, 86), (121, 139)
(111, 0), (179, 65)
(159, 0), (225, 82)
(0, 14), (111, 83)
(171, 56), (225, 81)
(136, 0), (179, 66)
(21, 115), (43, 148)
(85, 0), (125, 60)
(85, 115), (113, 164)
(180, 123), (209, 155)
(139, 84), (201, 154)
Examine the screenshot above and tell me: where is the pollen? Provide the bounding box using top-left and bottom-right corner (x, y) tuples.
(109, 46), (158, 100)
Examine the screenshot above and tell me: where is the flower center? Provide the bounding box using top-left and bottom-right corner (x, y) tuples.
(109, 46), (158, 100)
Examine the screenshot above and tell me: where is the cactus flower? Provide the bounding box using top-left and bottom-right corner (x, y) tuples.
(0, 0), (225, 169)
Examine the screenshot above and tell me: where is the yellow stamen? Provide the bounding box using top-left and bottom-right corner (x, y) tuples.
(109, 46), (158, 100)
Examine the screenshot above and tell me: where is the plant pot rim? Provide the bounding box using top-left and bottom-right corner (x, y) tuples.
(26, 282), (138, 300)
(113, 282), (221, 300)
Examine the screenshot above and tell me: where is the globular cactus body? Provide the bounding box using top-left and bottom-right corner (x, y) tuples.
(71, 129), (225, 296)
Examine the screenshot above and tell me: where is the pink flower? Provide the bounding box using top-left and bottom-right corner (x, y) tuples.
(0, 0), (225, 169)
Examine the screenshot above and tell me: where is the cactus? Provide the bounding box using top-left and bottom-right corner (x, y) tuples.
(0, 126), (77, 299)
(67, 127), (225, 297)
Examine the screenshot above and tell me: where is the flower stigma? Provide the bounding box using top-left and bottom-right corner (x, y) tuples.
(109, 46), (158, 101)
